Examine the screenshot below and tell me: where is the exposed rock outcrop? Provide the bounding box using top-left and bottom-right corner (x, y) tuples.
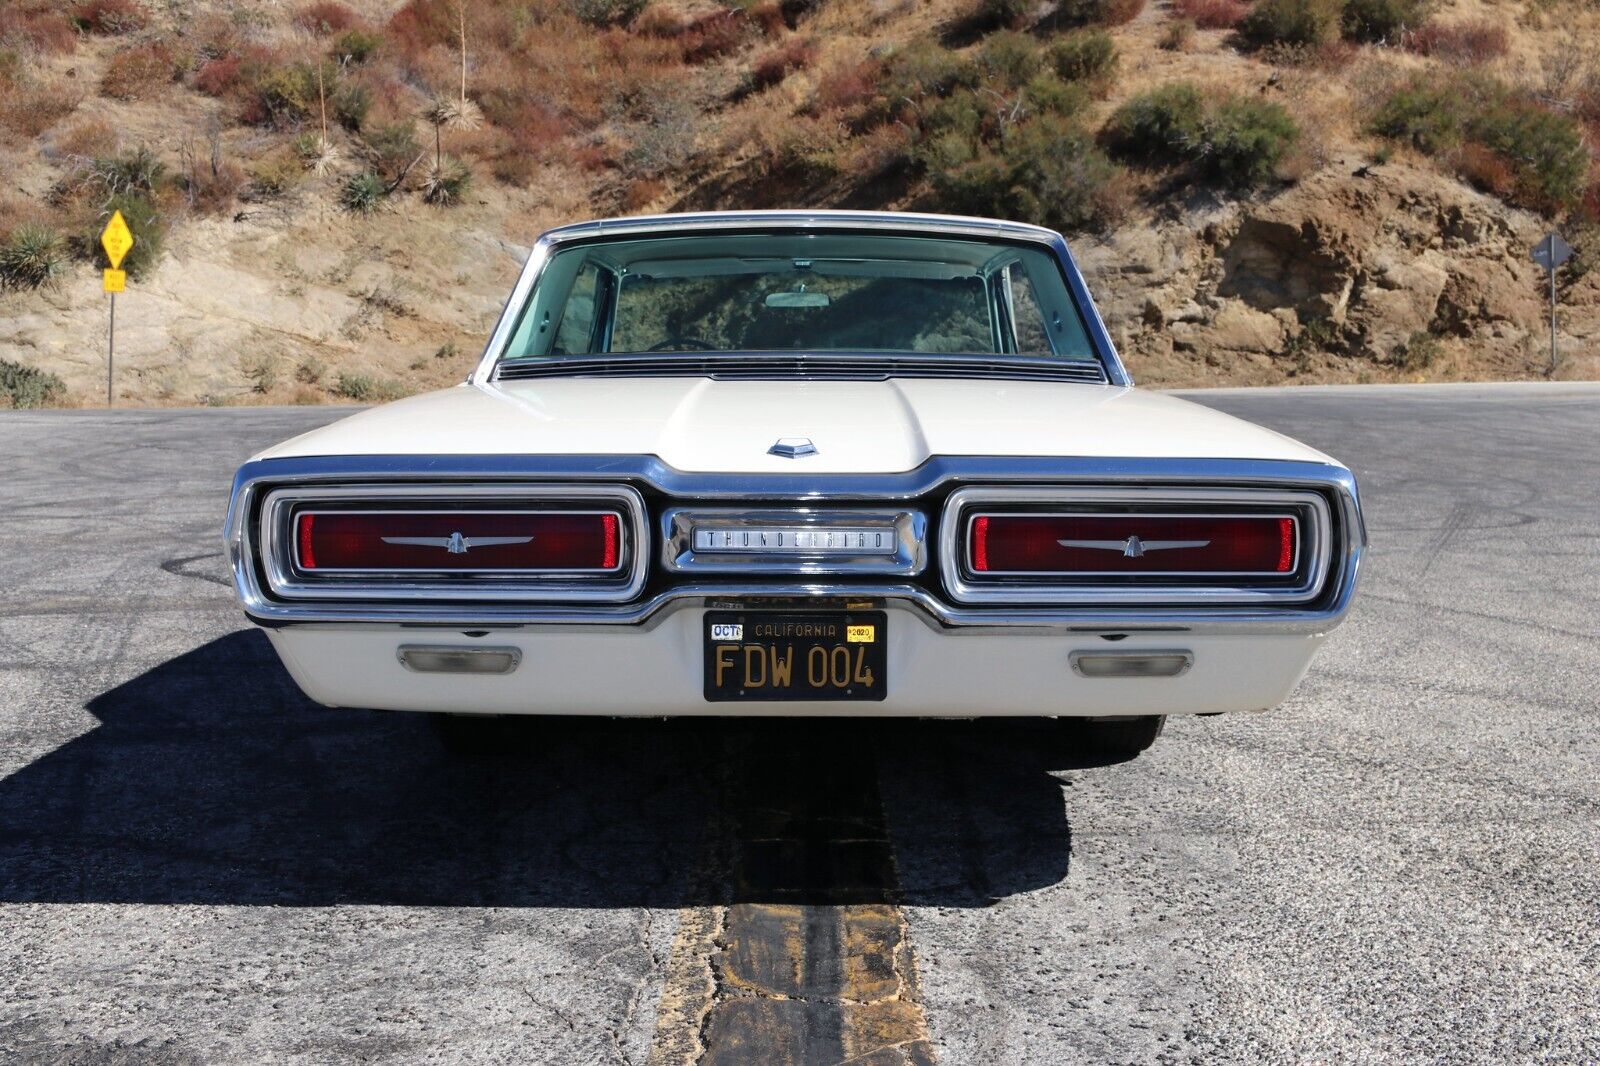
(1077, 158), (1593, 385)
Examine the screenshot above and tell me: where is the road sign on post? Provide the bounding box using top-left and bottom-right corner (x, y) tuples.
(100, 211), (133, 406)
(1530, 232), (1572, 377)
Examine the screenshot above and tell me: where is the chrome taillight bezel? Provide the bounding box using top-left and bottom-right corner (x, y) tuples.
(940, 486), (1334, 606)
(257, 484), (649, 602)
(290, 509), (627, 575)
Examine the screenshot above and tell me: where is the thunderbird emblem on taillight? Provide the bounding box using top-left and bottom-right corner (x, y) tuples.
(381, 532), (534, 554)
(1056, 535), (1211, 558)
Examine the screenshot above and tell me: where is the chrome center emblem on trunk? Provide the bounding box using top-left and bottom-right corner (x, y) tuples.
(768, 437), (817, 458)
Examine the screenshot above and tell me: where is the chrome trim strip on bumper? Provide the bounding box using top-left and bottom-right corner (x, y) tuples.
(225, 453), (1366, 634)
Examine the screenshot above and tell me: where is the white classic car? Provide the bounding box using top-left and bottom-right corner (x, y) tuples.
(226, 211), (1364, 756)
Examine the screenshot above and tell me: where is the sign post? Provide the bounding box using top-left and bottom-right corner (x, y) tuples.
(1529, 232), (1572, 377)
(100, 211), (133, 407)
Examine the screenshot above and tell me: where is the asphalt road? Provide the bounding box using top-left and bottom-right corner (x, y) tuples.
(1, 383), (1596, 1064)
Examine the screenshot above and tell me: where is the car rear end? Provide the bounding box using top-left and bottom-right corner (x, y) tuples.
(225, 452), (1364, 718)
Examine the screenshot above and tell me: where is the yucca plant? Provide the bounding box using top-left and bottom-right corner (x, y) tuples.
(0, 224), (67, 290)
(340, 170), (385, 213)
(421, 155), (471, 206)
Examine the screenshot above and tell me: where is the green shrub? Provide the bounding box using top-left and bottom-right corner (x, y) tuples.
(80, 192), (164, 277)
(862, 40), (977, 131)
(1341, 0), (1429, 42)
(1236, 0), (1341, 49)
(1399, 331), (1441, 371)
(0, 224), (67, 290)
(332, 372), (376, 400)
(0, 358), (67, 408)
(974, 31), (1042, 90)
(1047, 31), (1118, 84)
(332, 372), (404, 401)
(1022, 73), (1091, 118)
(1467, 96), (1587, 213)
(870, 40), (966, 120)
(340, 170), (386, 213)
(84, 146), (166, 196)
(332, 79), (370, 131)
(1103, 84), (1297, 187)
(1367, 81), (1464, 152)
(249, 64), (315, 127)
(931, 117), (1127, 232)
(567, 0), (646, 26)
(879, 39), (973, 111)
(333, 28), (383, 63)
(365, 121), (420, 182)
(53, 149), (168, 276)
(911, 90), (986, 170)
(247, 61), (366, 129)
(1368, 75), (1587, 213)
(1102, 81), (1205, 161)
(1200, 96), (1299, 184)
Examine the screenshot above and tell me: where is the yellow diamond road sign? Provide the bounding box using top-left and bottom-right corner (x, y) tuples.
(100, 210), (133, 270)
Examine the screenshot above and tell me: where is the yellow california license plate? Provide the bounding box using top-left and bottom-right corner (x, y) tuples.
(703, 611), (887, 702)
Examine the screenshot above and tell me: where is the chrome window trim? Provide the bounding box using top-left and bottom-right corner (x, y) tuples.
(225, 453), (1364, 632)
(258, 484), (649, 603)
(662, 508), (927, 576)
(964, 510), (1300, 578)
(469, 210), (1132, 388)
(289, 508), (628, 575)
(941, 487), (1332, 605)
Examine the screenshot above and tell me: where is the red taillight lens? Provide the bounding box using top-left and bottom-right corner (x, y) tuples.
(969, 514), (1297, 575)
(295, 511), (621, 572)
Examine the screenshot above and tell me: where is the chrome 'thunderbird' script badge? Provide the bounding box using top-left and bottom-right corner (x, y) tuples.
(768, 437), (818, 458)
(382, 532), (533, 554)
(693, 526), (897, 554)
(1057, 535), (1210, 558)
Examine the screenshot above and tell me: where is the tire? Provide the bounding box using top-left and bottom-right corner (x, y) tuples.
(1077, 715), (1165, 758)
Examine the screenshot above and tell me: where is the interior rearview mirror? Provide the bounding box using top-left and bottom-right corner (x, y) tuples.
(765, 291), (830, 309)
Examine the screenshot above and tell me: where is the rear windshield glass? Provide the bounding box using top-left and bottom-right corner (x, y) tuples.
(499, 231), (1098, 361)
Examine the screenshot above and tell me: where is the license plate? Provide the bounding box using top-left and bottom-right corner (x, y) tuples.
(703, 611), (887, 702)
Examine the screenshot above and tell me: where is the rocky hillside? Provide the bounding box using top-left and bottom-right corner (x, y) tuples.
(1, 0), (1597, 407)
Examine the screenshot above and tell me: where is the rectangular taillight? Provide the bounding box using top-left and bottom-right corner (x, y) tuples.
(294, 511), (622, 573)
(941, 486), (1333, 607)
(970, 514), (1297, 576)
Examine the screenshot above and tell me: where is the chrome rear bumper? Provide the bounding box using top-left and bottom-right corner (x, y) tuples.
(226, 453), (1365, 636)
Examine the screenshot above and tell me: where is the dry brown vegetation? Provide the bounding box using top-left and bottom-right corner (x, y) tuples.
(2, 0), (1599, 406)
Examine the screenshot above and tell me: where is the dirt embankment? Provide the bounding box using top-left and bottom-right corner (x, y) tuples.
(2, 0), (1597, 406)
